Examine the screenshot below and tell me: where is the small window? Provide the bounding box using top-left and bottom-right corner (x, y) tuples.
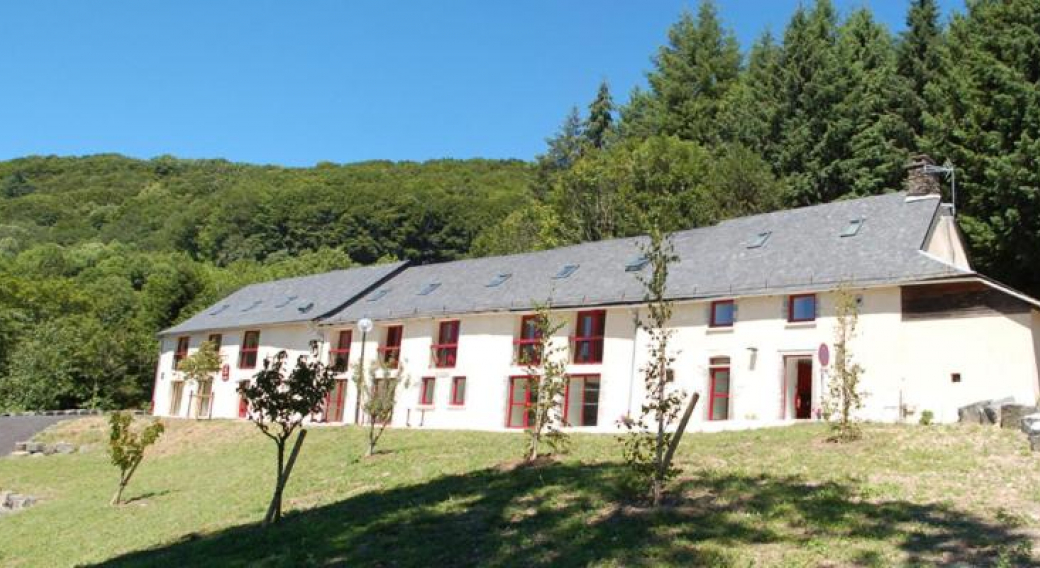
(432, 320), (460, 368)
(747, 231), (772, 249)
(207, 334), (223, 351)
(241, 300), (262, 312)
(841, 218), (866, 237)
(565, 375), (600, 426)
(274, 295), (298, 308)
(486, 273), (512, 287)
(515, 315), (542, 365)
(420, 377), (436, 406)
(573, 310), (606, 364)
(951, 373), (962, 383)
(788, 294), (817, 323)
(330, 330), (352, 372)
(173, 337), (190, 368)
(418, 282), (441, 296)
(450, 376), (466, 406)
(710, 300), (736, 328)
(380, 325), (403, 368)
(368, 289), (390, 302)
(238, 331), (261, 369)
(553, 264), (580, 279)
(625, 256), (650, 272)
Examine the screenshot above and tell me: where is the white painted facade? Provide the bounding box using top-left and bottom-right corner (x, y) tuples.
(153, 284), (1040, 431)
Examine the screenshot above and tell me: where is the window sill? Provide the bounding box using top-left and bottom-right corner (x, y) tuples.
(416, 405), (435, 410)
(447, 404), (466, 410)
(785, 321), (817, 329)
(706, 326), (734, 334)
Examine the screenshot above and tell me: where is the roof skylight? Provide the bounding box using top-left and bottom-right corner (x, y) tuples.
(747, 231), (772, 249)
(240, 300), (263, 312)
(274, 295), (299, 308)
(209, 304), (230, 316)
(367, 289), (390, 302)
(297, 301), (315, 314)
(841, 218), (866, 237)
(553, 264), (580, 279)
(418, 282), (441, 296)
(625, 256), (650, 272)
(486, 273), (512, 287)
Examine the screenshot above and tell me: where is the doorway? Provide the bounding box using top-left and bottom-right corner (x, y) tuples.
(782, 356), (814, 419)
(326, 379), (349, 423)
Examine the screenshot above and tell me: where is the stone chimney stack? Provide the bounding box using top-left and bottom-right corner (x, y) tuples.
(905, 154), (942, 197)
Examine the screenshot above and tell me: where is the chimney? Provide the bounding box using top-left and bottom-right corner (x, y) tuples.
(905, 154), (942, 197)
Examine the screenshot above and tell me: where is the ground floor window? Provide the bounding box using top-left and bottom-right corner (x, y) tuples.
(506, 376), (535, 429)
(420, 376), (436, 406)
(709, 357), (731, 421)
(564, 375), (600, 427)
(169, 381), (184, 416)
(325, 379), (349, 422)
(451, 376), (466, 406)
(193, 379), (213, 419)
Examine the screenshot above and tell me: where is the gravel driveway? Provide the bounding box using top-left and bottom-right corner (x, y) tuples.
(0, 416), (79, 455)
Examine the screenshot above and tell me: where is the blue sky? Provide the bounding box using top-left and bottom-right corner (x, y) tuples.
(0, 1), (963, 167)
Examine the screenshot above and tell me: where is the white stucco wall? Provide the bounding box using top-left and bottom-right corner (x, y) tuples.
(152, 288), (1040, 431)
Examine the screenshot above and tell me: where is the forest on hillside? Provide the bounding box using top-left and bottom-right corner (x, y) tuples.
(1, 0), (1037, 411)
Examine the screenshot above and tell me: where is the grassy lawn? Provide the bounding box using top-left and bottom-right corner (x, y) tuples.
(1, 419), (1038, 567)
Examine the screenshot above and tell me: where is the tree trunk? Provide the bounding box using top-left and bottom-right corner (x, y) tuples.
(111, 458), (142, 506)
(661, 393), (700, 477)
(264, 439), (286, 525)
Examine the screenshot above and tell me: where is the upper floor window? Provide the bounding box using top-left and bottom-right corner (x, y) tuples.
(788, 294), (817, 323)
(515, 315), (542, 365)
(710, 300), (736, 328)
(173, 337), (190, 368)
(380, 325), (403, 369)
(432, 320), (460, 368)
(573, 310), (606, 364)
(207, 333), (223, 351)
(330, 330), (352, 372)
(238, 331), (261, 369)
(419, 376), (436, 406)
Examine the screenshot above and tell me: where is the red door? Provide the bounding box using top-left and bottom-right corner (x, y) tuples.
(326, 379), (348, 422)
(238, 394), (249, 419)
(795, 360), (813, 419)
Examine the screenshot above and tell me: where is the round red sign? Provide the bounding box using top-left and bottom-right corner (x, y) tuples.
(818, 343), (830, 367)
(221, 364), (230, 382)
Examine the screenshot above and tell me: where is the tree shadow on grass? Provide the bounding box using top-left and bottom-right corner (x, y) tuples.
(95, 462), (1033, 567)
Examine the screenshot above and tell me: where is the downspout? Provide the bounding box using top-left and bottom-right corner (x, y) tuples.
(625, 307), (640, 418)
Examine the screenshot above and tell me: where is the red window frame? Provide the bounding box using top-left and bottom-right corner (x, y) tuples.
(710, 300), (735, 328)
(238, 330), (261, 369)
(506, 376), (536, 429)
(450, 376), (466, 406)
(207, 333), (223, 351)
(419, 376), (436, 406)
(572, 310), (606, 364)
(173, 336), (190, 368)
(330, 330), (352, 372)
(788, 294), (817, 323)
(378, 325), (403, 369)
(709, 365), (731, 421)
(564, 374), (601, 427)
(514, 314), (542, 365)
(431, 320), (460, 368)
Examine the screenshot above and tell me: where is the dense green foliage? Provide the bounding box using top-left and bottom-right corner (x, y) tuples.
(0, 157), (531, 411)
(2, 0), (1038, 412)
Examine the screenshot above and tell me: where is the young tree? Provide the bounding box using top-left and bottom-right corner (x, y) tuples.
(176, 340), (221, 417)
(519, 302), (569, 462)
(239, 347), (334, 524)
(584, 80), (615, 150)
(356, 361), (408, 457)
(823, 286), (865, 442)
(108, 411), (164, 505)
(619, 224), (699, 506)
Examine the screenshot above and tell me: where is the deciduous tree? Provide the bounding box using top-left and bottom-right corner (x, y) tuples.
(108, 411), (164, 505)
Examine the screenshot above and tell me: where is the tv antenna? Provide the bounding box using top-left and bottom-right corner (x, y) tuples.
(923, 160), (957, 217)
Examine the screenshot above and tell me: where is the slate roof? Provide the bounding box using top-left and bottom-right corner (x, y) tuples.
(160, 262), (406, 336)
(325, 192), (969, 324)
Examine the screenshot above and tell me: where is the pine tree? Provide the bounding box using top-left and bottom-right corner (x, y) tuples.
(922, 0), (1040, 296)
(718, 31), (784, 163)
(897, 0), (943, 138)
(585, 81), (615, 150)
(537, 107), (585, 173)
(643, 0), (741, 146)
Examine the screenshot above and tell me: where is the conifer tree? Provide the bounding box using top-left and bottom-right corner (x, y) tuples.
(718, 31), (784, 163)
(643, 0), (741, 146)
(897, 0), (943, 138)
(922, 0), (1040, 296)
(584, 81), (615, 150)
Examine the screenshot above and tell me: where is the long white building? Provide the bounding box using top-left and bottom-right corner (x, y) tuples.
(153, 158), (1040, 431)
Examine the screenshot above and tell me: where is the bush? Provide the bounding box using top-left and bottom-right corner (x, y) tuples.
(920, 410), (934, 426)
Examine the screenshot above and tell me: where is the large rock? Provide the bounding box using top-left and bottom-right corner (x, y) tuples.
(1022, 413), (1040, 434)
(958, 397), (1015, 425)
(54, 442), (75, 454)
(1002, 405), (1039, 429)
(24, 442), (45, 453)
(1029, 434), (1040, 453)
